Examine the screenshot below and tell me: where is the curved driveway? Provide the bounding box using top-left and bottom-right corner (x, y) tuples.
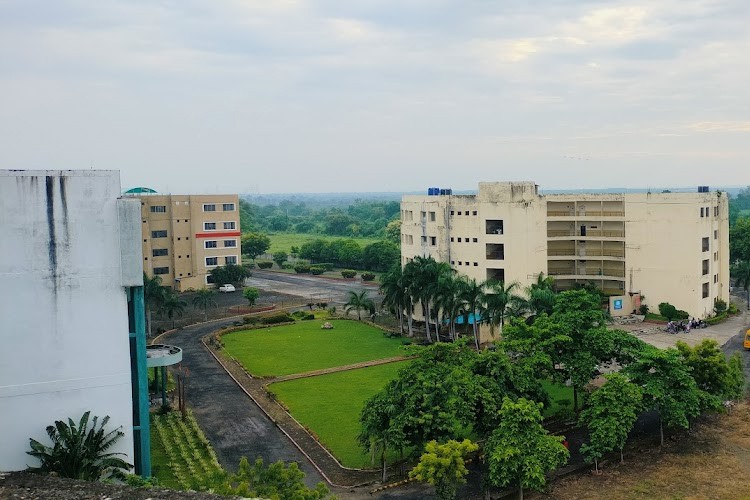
(160, 319), (324, 487)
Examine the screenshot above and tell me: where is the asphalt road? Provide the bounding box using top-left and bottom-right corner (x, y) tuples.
(246, 270), (380, 306)
(161, 319), (325, 487)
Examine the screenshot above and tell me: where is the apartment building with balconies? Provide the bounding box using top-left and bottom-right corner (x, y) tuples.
(125, 190), (241, 291)
(401, 182), (729, 320)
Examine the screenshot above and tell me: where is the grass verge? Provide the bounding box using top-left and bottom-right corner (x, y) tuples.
(267, 233), (381, 254)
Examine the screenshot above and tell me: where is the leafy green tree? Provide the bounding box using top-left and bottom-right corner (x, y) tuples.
(272, 251), (288, 268)
(726, 353), (747, 401)
(384, 219), (402, 244)
(143, 273), (166, 337)
(624, 347), (702, 446)
(192, 288), (217, 322)
(358, 391), (406, 481)
(209, 264), (249, 286)
(241, 232), (271, 260)
(217, 457), (330, 499)
(579, 373), (643, 472)
(344, 290), (374, 320)
(324, 239), (363, 268)
(732, 260), (750, 308)
(380, 266), (411, 335)
(480, 280), (523, 337)
(485, 397), (569, 500)
(458, 277), (485, 350)
(362, 241), (400, 272)
(159, 289), (187, 329)
(730, 217), (750, 262)
(243, 287), (260, 307)
(409, 439), (478, 500)
(299, 239), (328, 262)
(676, 339), (746, 404)
(27, 411), (132, 481)
(325, 212), (356, 236)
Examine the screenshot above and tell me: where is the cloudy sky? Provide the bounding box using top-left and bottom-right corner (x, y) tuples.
(1, 1), (749, 194)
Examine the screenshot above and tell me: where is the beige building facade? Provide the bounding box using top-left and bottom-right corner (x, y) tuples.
(128, 193), (241, 291)
(401, 182), (729, 322)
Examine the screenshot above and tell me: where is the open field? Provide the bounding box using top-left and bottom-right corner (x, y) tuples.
(268, 361), (411, 469)
(540, 401), (750, 499)
(266, 232), (381, 254)
(222, 320), (408, 377)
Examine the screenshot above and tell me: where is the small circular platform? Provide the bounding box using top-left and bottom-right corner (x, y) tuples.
(146, 344), (183, 368)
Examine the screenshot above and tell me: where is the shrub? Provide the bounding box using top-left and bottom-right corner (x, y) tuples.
(729, 302), (739, 315)
(317, 262), (335, 271)
(714, 298), (728, 315)
(256, 261), (273, 269)
(341, 269), (357, 279)
(310, 266), (326, 275)
(243, 316), (260, 325)
(361, 272), (376, 281)
(675, 309), (689, 320)
(658, 302), (678, 321)
(260, 313), (295, 325)
(638, 304), (649, 315)
(27, 412), (132, 481)
(281, 263), (294, 270)
(294, 263), (311, 274)
(706, 312), (728, 325)
(290, 311), (314, 321)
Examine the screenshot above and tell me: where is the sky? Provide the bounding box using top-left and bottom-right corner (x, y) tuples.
(1, 0), (749, 194)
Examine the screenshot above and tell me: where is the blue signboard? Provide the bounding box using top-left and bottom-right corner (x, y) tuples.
(614, 299), (623, 310)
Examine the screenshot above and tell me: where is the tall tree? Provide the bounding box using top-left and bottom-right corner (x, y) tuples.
(344, 290), (374, 321)
(459, 277), (485, 350)
(485, 397), (569, 500)
(579, 373), (643, 472)
(159, 290), (187, 329)
(191, 288), (217, 322)
(143, 273), (166, 337)
(241, 232), (271, 261)
(480, 280), (522, 338)
(730, 217), (750, 262)
(732, 260), (750, 308)
(409, 440), (478, 500)
(272, 251), (288, 268)
(380, 266), (410, 335)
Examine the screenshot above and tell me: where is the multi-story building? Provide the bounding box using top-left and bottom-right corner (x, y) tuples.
(401, 182), (729, 326)
(0, 170), (150, 475)
(124, 190), (241, 291)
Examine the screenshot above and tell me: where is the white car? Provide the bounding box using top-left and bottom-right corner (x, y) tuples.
(218, 284), (236, 293)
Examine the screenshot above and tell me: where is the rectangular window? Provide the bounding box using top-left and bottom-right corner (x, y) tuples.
(429, 211), (436, 222)
(203, 204), (216, 212)
(450, 210), (455, 216)
(457, 237), (462, 242)
(205, 240), (218, 249)
(222, 203), (235, 211)
(714, 274), (718, 283)
(702, 282), (709, 298)
(457, 211), (462, 215)
(714, 251), (718, 261)
(421, 236), (427, 243)
(702, 259), (709, 275)
(714, 206), (719, 217)
(204, 222), (216, 231)
(714, 230), (718, 240)
(700, 207), (704, 217)
(702, 237), (709, 252)
(486, 220), (504, 235)
(430, 236), (437, 246)
(150, 206), (166, 213)
(473, 238), (478, 243)
(224, 240), (237, 248)
(450, 237), (454, 242)
(225, 256), (238, 265)
(152, 248), (168, 257)
(486, 243), (505, 260)
(472, 210), (478, 216)
(474, 262), (479, 266)
(153, 267), (169, 275)
(205, 257), (218, 266)
(421, 211), (426, 220)
(151, 230), (167, 238)
(223, 221), (236, 230)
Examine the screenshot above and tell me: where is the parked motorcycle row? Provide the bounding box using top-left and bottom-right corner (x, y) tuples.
(664, 318), (708, 334)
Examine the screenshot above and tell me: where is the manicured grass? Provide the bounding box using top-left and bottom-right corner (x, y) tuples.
(266, 232), (381, 254)
(150, 419), (180, 489)
(222, 320), (408, 377)
(268, 361), (410, 468)
(541, 380), (575, 417)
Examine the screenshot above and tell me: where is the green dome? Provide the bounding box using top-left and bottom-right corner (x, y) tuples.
(123, 187), (158, 194)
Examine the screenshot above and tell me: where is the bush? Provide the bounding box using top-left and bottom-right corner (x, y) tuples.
(657, 302), (689, 321)
(706, 312), (728, 325)
(675, 309), (689, 320)
(361, 272), (376, 281)
(291, 311), (315, 321)
(729, 302), (739, 315)
(310, 266), (326, 275)
(243, 316), (261, 325)
(638, 304), (649, 315)
(281, 263), (294, 270)
(260, 313), (295, 325)
(316, 262), (335, 271)
(256, 261), (273, 269)
(714, 298), (728, 315)
(294, 263), (311, 274)
(341, 269), (357, 279)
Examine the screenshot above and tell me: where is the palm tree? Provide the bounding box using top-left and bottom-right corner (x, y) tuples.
(524, 272), (556, 317)
(459, 277), (485, 350)
(192, 288), (217, 322)
(345, 290), (375, 321)
(159, 290), (187, 329)
(143, 273), (166, 337)
(434, 272), (463, 341)
(732, 260), (750, 308)
(480, 280), (522, 337)
(406, 256), (454, 343)
(380, 266), (409, 335)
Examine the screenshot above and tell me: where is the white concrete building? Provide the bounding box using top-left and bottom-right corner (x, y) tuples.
(401, 182), (729, 326)
(0, 170), (150, 474)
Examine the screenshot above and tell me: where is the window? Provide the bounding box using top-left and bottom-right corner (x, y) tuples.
(714, 274), (718, 283)
(458, 238), (462, 242)
(702, 237), (709, 252)
(714, 206), (719, 217)
(457, 211), (462, 215)
(450, 210), (455, 216)
(702, 259), (709, 275)
(700, 207), (704, 217)
(473, 238), (478, 243)
(150, 206), (166, 213)
(486, 243), (505, 260)
(225, 256), (238, 265)
(205, 257), (218, 266)
(203, 204), (216, 212)
(429, 211), (436, 222)
(466, 212), (470, 216)
(714, 251), (718, 261)
(702, 282), (709, 298)
(474, 262), (478, 266)
(705, 206), (709, 216)
(223, 203), (235, 211)
(421, 236), (427, 243)
(151, 230), (167, 238)
(472, 211), (478, 216)
(205, 240), (218, 249)
(204, 222), (216, 231)
(451, 260), (455, 265)
(153, 267), (169, 275)
(420, 211), (426, 220)
(224, 240), (237, 248)
(450, 237), (454, 242)
(223, 221), (236, 230)
(486, 220), (504, 235)
(152, 248), (168, 257)
(714, 230), (718, 240)
(430, 236), (437, 246)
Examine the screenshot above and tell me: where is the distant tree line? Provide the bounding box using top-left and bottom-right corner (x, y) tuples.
(298, 239), (400, 272)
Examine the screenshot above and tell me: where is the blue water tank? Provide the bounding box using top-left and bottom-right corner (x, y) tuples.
(446, 188), (452, 195)
(428, 188), (435, 195)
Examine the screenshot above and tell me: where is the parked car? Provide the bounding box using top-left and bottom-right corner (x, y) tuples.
(218, 284), (236, 293)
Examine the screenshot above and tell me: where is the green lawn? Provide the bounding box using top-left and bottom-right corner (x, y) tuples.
(268, 361), (410, 468)
(222, 320), (408, 377)
(541, 380), (575, 417)
(150, 418), (180, 489)
(266, 233), (381, 254)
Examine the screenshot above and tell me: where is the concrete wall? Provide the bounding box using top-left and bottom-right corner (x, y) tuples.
(0, 170), (135, 471)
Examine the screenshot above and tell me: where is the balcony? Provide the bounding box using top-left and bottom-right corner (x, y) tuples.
(547, 249), (625, 259)
(547, 210), (625, 218)
(547, 230), (625, 238)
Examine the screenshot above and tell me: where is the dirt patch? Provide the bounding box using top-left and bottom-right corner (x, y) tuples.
(539, 401), (750, 499)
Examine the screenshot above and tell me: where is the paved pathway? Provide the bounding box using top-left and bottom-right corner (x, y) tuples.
(158, 319), (325, 487)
